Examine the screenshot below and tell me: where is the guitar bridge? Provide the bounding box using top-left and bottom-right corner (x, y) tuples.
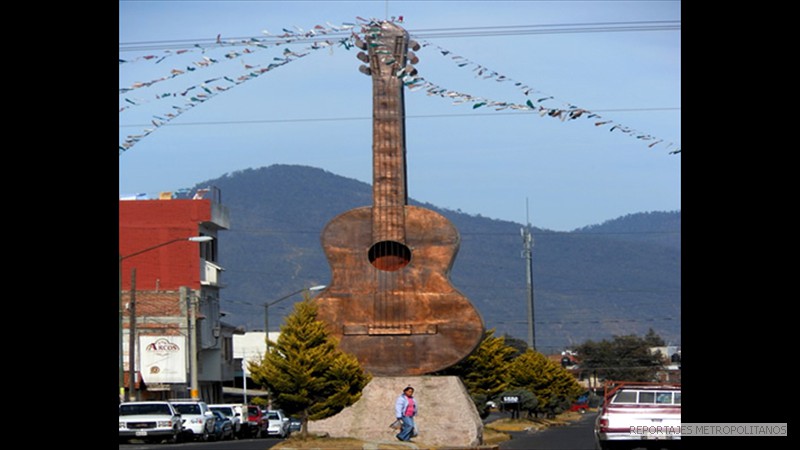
(342, 324), (438, 336)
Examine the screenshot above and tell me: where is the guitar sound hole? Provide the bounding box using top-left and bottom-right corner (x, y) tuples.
(368, 240), (411, 271)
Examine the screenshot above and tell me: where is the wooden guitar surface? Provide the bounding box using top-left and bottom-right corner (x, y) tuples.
(316, 205), (484, 376)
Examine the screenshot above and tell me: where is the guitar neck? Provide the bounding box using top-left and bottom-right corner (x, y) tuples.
(368, 22), (410, 243)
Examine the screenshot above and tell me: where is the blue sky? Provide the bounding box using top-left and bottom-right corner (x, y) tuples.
(119, 0), (680, 231)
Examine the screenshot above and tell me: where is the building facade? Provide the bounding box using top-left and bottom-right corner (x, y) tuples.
(119, 187), (240, 403)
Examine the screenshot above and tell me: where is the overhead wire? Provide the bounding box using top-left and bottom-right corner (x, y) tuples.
(119, 20), (680, 52)
(119, 19), (680, 153)
(119, 107), (680, 129)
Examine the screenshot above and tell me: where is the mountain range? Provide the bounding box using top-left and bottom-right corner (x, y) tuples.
(185, 164), (680, 353)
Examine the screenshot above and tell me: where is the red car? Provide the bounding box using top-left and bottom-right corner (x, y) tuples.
(570, 395), (590, 413)
(244, 405), (268, 438)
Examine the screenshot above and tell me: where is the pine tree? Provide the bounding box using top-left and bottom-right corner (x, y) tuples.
(248, 297), (371, 438)
(505, 349), (583, 417)
(438, 329), (518, 418)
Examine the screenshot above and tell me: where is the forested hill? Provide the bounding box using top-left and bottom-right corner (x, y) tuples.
(185, 164), (680, 353)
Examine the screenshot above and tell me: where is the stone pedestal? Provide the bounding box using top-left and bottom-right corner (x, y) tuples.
(308, 376), (483, 447)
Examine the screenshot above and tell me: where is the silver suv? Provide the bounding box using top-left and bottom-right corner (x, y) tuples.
(170, 400), (215, 441)
(119, 401), (182, 444)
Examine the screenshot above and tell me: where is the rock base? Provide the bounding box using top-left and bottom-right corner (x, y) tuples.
(308, 375), (483, 447)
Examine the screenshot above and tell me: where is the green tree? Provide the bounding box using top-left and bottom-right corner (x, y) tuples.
(505, 349), (583, 418)
(501, 334), (529, 357)
(576, 332), (665, 382)
(248, 297), (371, 438)
(643, 328), (666, 347)
(437, 329), (518, 418)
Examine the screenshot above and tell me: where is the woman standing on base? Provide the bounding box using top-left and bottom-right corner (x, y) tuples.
(394, 386), (418, 441)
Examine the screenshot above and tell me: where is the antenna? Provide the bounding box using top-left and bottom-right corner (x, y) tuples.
(526, 197), (530, 227)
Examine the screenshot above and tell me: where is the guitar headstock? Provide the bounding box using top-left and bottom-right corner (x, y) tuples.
(356, 20), (419, 80)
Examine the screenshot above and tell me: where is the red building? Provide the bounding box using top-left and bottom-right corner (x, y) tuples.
(119, 187), (238, 403)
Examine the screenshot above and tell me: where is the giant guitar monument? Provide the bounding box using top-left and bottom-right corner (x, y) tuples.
(310, 19), (487, 447)
(314, 19), (485, 377)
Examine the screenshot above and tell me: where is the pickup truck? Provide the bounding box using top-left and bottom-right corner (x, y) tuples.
(594, 381), (681, 450)
(119, 401), (182, 444)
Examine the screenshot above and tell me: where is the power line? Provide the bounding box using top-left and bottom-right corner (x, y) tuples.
(119, 20), (680, 51)
(493, 317), (677, 326)
(221, 298), (678, 326)
(220, 226), (680, 237)
(119, 107), (680, 129)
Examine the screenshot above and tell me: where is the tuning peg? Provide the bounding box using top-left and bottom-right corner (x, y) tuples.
(405, 65), (418, 76)
(358, 65), (372, 76)
(357, 51), (369, 63)
(408, 40), (420, 51)
(354, 36), (367, 50)
(407, 51), (419, 65)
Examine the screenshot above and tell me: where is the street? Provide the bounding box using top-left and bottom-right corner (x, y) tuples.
(498, 411), (597, 450)
(119, 413), (600, 449)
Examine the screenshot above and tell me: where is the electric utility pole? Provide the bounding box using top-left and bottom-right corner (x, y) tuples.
(521, 200), (536, 350)
(128, 268), (137, 401)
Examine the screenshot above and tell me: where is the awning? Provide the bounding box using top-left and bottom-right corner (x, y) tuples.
(222, 386), (270, 396)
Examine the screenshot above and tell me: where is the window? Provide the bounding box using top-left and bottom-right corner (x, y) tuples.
(638, 392), (655, 403)
(612, 391), (637, 404)
(174, 404), (201, 415)
(611, 390), (681, 405)
(120, 403), (173, 416)
(199, 235), (218, 262)
(656, 392), (673, 404)
(212, 407), (233, 417)
(222, 336), (233, 362)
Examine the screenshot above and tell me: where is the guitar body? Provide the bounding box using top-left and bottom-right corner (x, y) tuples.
(316, 205), (484, 376)
(313, 19), (484, 376)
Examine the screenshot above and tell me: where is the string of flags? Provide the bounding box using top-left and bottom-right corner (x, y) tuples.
(119, 23), (357, 154)
(401, 39), (680, 154)
(119, 22), (356, 97)
(353, 17), (678, 154)
(119, 17), (679, 155)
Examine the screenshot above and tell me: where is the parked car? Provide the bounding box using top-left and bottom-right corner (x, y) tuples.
(594, 381), (681, 450)
(265, 409), (291, 438)
(288, 416), (302, 433)
(210, 410), (234, 441)
(571, 389), (602, 413)
(171, 400), (216, 441)
(570, 393), (590, 413)
(245, 405), (268, 438)
(119, 401), (182, 444)
(209, 404), (244, 437)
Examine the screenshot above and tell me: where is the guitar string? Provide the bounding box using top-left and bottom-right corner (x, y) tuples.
(377, 27), (385, 330)
(377, 38), (388, 330)
(395, 32), (408, 332)
(371, 25), (412, 333)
